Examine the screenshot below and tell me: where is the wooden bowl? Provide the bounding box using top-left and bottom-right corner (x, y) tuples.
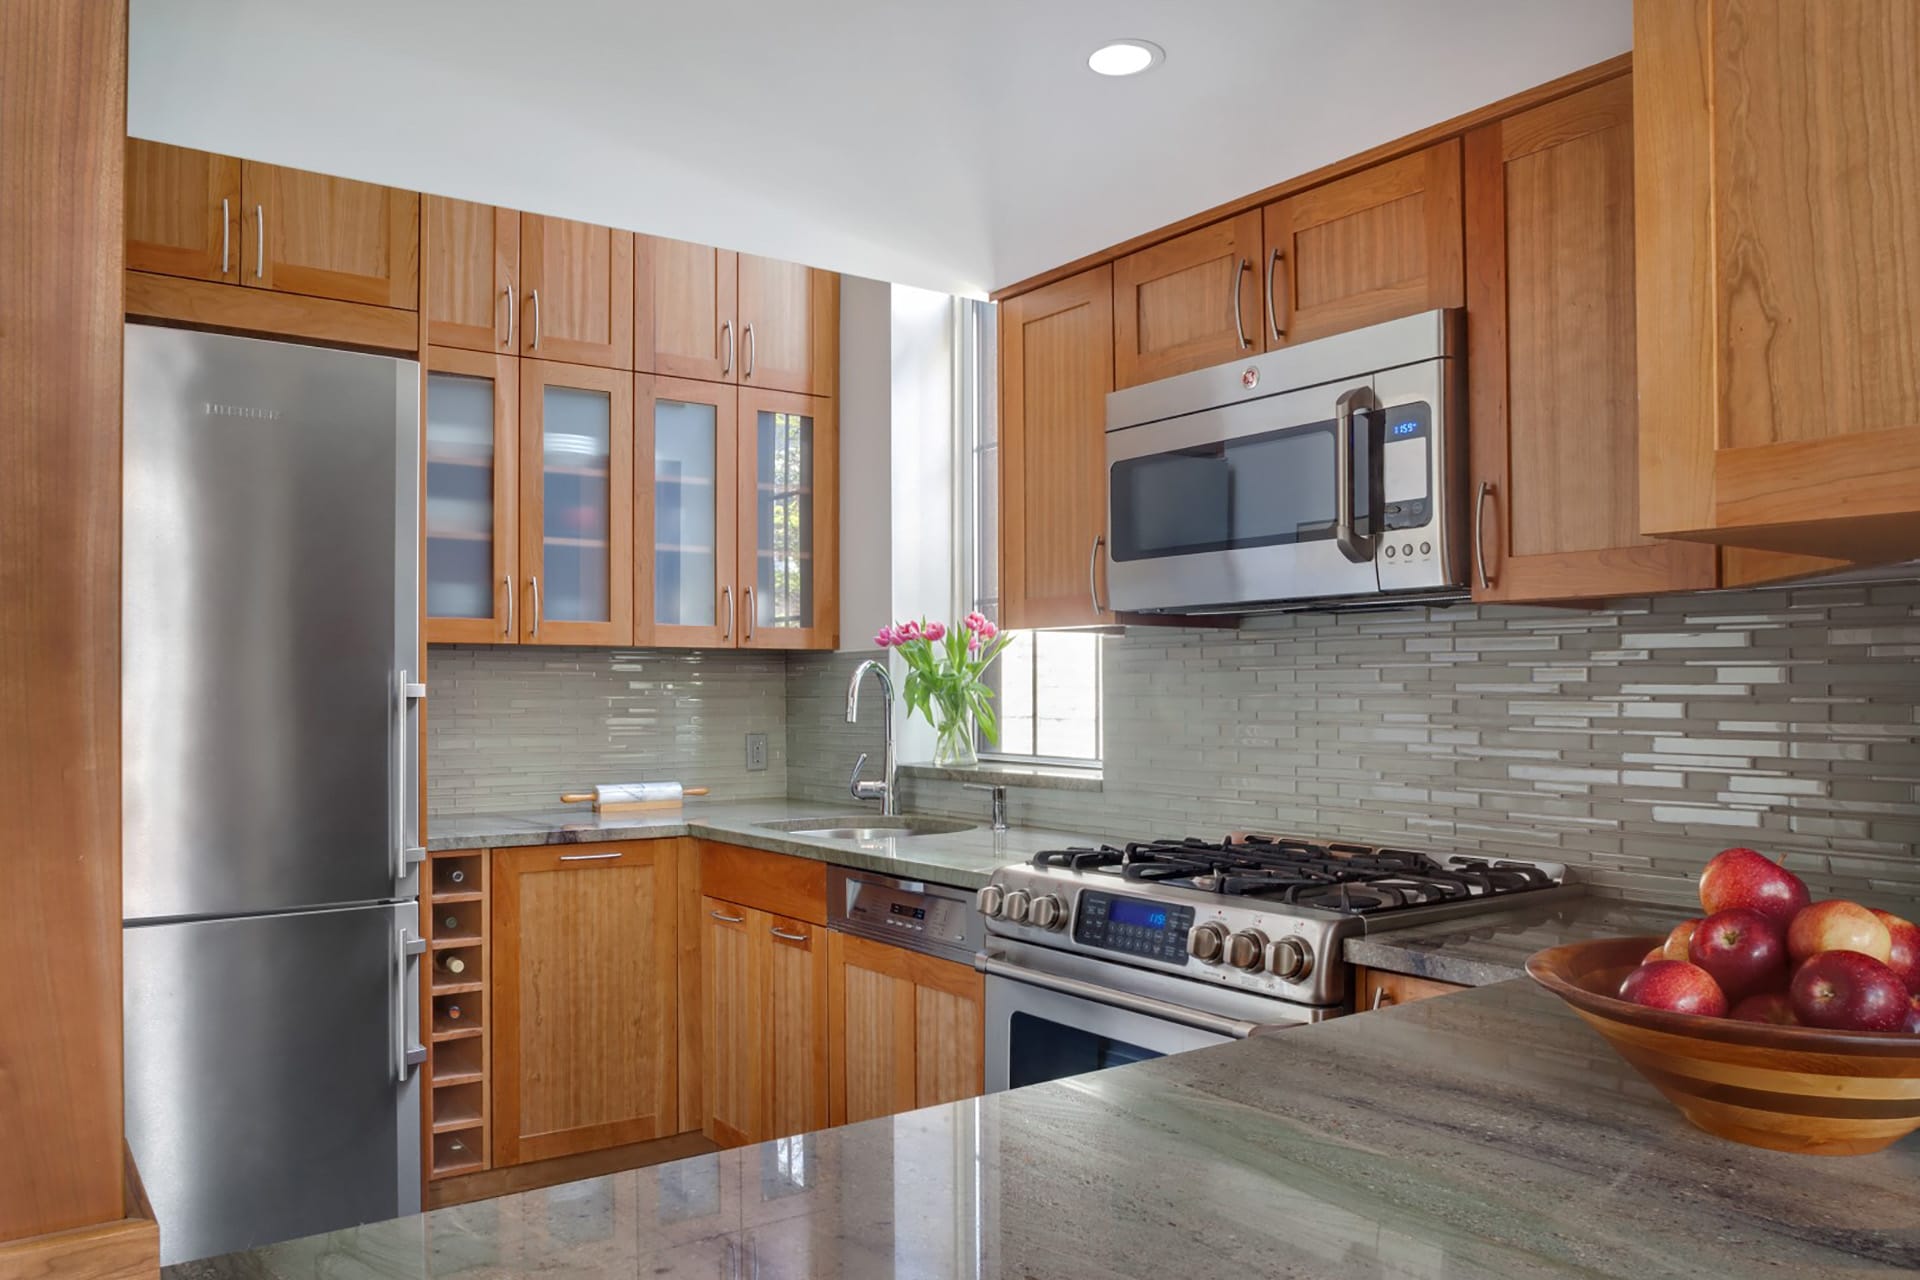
(1527, 936), (1920, 1156)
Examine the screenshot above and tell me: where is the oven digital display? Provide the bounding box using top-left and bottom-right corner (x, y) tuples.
(1107, 899), (1170, 930)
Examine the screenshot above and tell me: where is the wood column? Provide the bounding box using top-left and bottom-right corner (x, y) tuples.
(0, 0), (138, 1260)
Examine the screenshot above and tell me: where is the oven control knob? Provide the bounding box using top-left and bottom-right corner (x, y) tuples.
(976, 885), (1004, 919)
(1187, 922), (1230, 963)
(1002, 889), (1032, 924)
(1224, 929), (1269, 971)
(1266, 935), (1314, 981)
(1030, 894), (1067, 931)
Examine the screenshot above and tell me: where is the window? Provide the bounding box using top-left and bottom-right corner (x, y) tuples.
(957, 298), (1105, 765)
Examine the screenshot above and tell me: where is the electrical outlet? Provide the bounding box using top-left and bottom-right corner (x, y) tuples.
(746, 732), (768, 772)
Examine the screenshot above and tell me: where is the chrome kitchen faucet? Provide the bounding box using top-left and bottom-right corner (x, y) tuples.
(846, 659), (898, 816)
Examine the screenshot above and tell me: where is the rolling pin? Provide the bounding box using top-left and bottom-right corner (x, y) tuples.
(559, 782), (710, 813)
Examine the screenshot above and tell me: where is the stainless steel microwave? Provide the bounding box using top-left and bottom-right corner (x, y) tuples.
(1103, 309), (1467, 614)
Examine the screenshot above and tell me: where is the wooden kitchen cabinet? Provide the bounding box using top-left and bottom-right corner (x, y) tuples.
(827, 932), (984, 1126)
(762, 916), (831, 1140)
(425, 347), (519, 643)
(999, 265), (1116, 630)
(1464, 77), (1717, 603)
(1263, 139), (1463, 348)
(1635, 0), (1920, 561)
(518, 359), (634, 646)
(737, 254), (837, 396)
(647, 237), (739, 383)
(1112, 211), (1264, 389)
(737, 389), (837, 650)
(125, 138), (241, 283)
(520, 214), (633, 369)
(425, 197), (519, 352)
(635, 375), (738, 648)
(1355, 967), (1468, 1012)
(239, 161), (418, 308)
(490, 842), (680, 1167)
(699, 899), (830, 1147)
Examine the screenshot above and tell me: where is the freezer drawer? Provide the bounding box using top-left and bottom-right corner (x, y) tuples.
(124, 901), (423, 1265)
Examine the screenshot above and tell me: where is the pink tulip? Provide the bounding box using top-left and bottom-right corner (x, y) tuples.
(964, 611), (989, 634)
(873, 628), (894, 648)
(968, 634), (980, 653)
(925, 621), (947, 642)
(897, 620), (921, 642)
(979, 622), (997, 641)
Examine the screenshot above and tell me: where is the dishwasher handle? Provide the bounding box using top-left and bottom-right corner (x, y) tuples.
(975, 950), (1277, 1040)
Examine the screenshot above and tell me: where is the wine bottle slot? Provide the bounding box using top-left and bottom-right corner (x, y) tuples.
(448, 868), (466, 884)
(443, 1004), (464, 1021)
(435, 954), (467, 976)
(442, 914), (460, 931)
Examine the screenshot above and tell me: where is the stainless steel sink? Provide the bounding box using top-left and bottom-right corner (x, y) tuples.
(757, 815), (976, 840)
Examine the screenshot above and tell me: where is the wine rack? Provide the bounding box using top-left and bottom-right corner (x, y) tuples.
(424, 851), (489, 1178)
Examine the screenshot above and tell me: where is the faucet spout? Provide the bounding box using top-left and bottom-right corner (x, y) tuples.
(846, 659), (898, 817)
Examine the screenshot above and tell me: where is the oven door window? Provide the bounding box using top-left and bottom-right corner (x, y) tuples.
(1006, 1011), (1165, 1090)
(1109, 411), (1374, 563)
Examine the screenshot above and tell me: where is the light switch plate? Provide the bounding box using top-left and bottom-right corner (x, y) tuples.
(746, 732), (768, 772)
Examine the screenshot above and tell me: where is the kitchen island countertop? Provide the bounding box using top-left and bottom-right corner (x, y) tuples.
(170, 977), (1919, 1279)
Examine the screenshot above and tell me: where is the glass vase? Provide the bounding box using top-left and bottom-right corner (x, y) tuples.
(932, 712), (979, 768)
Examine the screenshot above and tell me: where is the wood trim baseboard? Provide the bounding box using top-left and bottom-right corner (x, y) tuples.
(990, 52), (1632, 300)
(0, 1150), (158, 1280)
(125, 270), (419, 352)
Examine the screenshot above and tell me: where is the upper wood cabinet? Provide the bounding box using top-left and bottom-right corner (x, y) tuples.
(737, 389), (837, 650)
(125, 139), (240, 283)
(425, 197), (518, 352)
(518, 359), (634, 646)
(1112, 211), (1263, 388)
(520, 214), (633, 369)
(827, 932), (983, 1126)
(490, 842), (679, 1167)
(647, 238), (739, 383)
(1000, 266), (1115, 630)
(738, 254), (837, 396)
(1264, 139), (1463, 347)
(425, 347), (520, 643)
(1636, 0), (1920, 561)
(239, 161), (418, 308)
(1464, 76), (1716, 603)
(635, 375), (739, 648)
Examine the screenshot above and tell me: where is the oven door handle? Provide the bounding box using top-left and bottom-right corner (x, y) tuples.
(976, 951), (1272, 1040)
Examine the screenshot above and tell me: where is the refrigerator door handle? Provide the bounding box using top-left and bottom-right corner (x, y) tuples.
(393, 922), (427, 1083)
(393, 671), (428, 883)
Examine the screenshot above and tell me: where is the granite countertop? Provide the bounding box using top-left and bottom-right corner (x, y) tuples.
(172, 979), (1920, 1279)
(1347, 894), (1694, 987)
(426, 799), (1109, 891)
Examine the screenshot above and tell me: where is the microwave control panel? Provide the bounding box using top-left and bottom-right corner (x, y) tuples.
(1378, 401), (1432, 532)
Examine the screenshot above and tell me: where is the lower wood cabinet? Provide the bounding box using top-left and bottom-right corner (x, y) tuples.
(700, 896), (830, 1147)
(1354, 966), (1468, 1012)
(827, 932), (984, 1125)
(490, 842), (680, 1167)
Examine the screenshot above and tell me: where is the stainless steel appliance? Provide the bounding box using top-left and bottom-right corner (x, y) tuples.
(977, 834), (1567, 1091)
(828, 866), (981, 965)
(1103, 309), (1467, 615)
(121, 324), (425, 1265)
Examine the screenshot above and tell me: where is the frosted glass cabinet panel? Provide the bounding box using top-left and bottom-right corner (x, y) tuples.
(636, 376), (736, 647)
(738, 389), (836, 649)
(424, 348), (517, 644)
(518, 360), (632, 645)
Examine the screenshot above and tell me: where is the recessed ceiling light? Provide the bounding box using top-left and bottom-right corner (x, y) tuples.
(1088, 39), (1163, 77)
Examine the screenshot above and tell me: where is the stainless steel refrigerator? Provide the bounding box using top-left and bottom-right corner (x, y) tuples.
(121, 324), (426, 1266)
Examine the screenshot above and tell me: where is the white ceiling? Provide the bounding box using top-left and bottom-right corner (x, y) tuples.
(129, 1), (1630, 297)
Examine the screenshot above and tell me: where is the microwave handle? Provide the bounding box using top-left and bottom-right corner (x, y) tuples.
(1333, 386), (1375, 565)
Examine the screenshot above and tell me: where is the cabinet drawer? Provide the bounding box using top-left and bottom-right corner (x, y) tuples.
(700, 842), (827, 926)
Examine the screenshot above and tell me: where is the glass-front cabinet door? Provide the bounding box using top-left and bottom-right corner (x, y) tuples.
(517, 360), (633, 645)
(737, 389), (836, 650)
(424, 348), (517, 643)
(635, 376), (737, 647)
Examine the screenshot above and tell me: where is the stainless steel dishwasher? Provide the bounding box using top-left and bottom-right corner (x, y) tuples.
(826, 866), (982, 965)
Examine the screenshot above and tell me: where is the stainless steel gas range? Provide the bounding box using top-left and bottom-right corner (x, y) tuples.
(976, 833), (1569, 1091)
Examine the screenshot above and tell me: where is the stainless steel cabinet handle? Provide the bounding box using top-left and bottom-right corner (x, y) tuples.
(770, 926), (809, 943)
(529, 289), (541, 350)
(220, 197), (230, 275)
(1333, 386), (1375, 565)
(1371, 987), (1393, 1011)
(503, 573), (515, 639)
(1231, 257), (1251, 350)
(710, 909), (746, 924)
(742, 586), (754, 641)
(1087, 534), (1106, 615)
(560, 851), (622, 862)
(1265, 248), (1283, 343)
(1474, 480), (1494, 590)
(254, 203), (265, 279)
(501, 283), (515, 349)
(721, 320), (734, 375)
(721, 585), (733, 640)
(977, 951), (1272, 1038)
(742, 323), (755, 379)
(529, 574), (541, 637)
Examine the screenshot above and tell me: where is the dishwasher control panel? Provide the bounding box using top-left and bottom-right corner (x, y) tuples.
(829, 867), (981, 964)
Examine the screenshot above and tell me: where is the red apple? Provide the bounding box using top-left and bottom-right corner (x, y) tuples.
(1688, 907), (1789, 1002)
(1787, 900), (1893, 964)
(1698, 847), (1810, 926)
(1903, 992), (1920, 1035)
(1642, 946), (1665, 964)
(1730, 991), (1799, 1026)
(1660, 919), (1701, 963)
(1619, 960), (1729, 1018)
(1870, 910), (1920, 992)
(1789, 950), (1909, 1031)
